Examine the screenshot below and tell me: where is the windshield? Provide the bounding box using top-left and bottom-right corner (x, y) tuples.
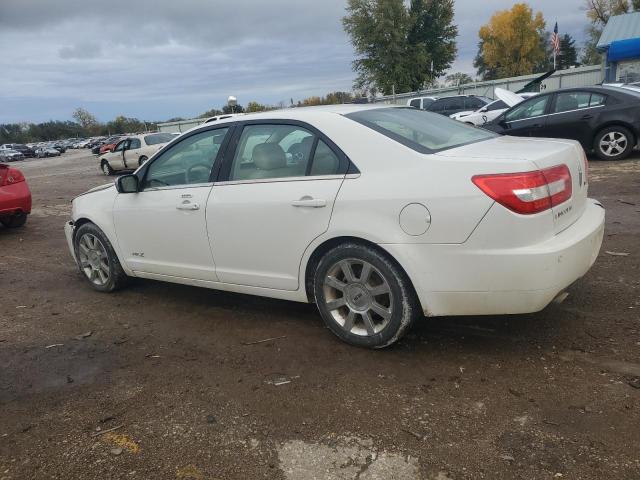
(144, 133), (175, 145)
(345, 108), (496, 153)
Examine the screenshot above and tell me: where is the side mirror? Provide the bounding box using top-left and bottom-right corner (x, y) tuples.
(116, 174), (139, 193)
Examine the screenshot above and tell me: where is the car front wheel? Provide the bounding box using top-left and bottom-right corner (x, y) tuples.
(73, 222), (128, 292)
(313, 243), (420, 348)
(594, 126), (634, 161)
(101, 161), (114, 176)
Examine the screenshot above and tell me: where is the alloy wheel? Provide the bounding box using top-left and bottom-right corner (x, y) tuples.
(323, 258), (393, 336)
(599, 131), (628, 157)
(77, 233), (110, 286)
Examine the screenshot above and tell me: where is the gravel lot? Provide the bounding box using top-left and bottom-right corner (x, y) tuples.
(1, 149), (639, 480)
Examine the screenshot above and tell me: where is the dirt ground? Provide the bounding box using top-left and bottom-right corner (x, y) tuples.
(1, 149), (639, 480)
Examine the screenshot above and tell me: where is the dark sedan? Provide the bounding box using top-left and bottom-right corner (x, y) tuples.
(483, 85), (640, 160)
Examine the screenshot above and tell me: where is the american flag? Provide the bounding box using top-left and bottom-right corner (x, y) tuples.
(551, 22), (560, 54)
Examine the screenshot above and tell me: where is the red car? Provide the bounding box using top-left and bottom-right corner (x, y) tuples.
(0, 163), (31, 228)
(99, 136), (124, 155)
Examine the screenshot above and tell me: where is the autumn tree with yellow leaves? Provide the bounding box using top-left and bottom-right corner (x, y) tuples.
(476, 3), (546, 78)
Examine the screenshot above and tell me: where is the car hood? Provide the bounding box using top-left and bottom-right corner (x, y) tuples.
(494, 87), (524, 107)
(77, 182), (114, 197)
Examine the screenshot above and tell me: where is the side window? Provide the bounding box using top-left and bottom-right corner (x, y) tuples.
(409, 99), (421, 109)
(465, 97), (484, 110)
(114, 141), (126, 152)
(310, 140), (340, 176)
(590, 93), (606, 106)
(505, 95), (550, 122)
(129, 138), (141, 150)
(486, 100), (507, 111)
(229, 124), (315, 181)
(143, 127), (229, 189)
(427, 100), (444, 112)
(552, 92), (591, 113)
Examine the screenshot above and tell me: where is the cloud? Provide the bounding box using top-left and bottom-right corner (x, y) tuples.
(0, 0), (589, 123)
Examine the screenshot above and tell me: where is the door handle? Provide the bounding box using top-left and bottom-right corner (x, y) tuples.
(291, 197), (326, 208)
(176, 202), (200, 211)
(581, 114), (594, 120)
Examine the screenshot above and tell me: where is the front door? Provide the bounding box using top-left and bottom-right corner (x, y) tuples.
(207, 122), (347, 290)
(501, 94), (552, 137)
(123, 137), (142, 169)
(113, 126), (231, 281)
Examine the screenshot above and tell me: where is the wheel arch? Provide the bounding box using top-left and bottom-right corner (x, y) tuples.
(303, 235), (419, 305)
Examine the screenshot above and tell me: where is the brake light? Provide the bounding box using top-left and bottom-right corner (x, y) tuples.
(0, 167), (25, 187)
(472, 165), (572, 215)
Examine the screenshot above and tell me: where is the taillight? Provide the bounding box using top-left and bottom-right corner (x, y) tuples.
(0, 167), (25, 187)
(472, 165), (572, 215)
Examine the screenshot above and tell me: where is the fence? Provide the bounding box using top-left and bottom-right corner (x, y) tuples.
(372, 65), (605, 104)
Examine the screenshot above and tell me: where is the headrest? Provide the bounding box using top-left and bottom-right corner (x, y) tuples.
(252, 143), (286, 170)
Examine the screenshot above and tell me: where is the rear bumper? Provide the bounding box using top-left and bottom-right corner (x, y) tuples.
(383, 199), (605, 316)
(0, 181), (32, 216)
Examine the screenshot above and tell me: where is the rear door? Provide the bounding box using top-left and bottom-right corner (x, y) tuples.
(544, 91), (607, 148)
(207, 121), (349, 290)
(501, 94), (552, 137)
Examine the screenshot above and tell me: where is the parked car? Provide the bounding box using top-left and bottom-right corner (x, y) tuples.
(52, 143), (67, 154)
(425, 95), (492, 117)
(99, 136), (125, 155)
(450, 90), (538, 126)
(483, 85), (640, 160)
(406, 96), (437, 110)
(1, 144), (35, 158)
(0, 163), (31, 227)
(99, 132), (176, 175)
(0, 149), (25, 162)
(35, 146), (62, 158)
(64, 105), (604, 348)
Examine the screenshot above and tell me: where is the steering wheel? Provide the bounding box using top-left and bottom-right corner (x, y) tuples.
(186, 163), (211, 184)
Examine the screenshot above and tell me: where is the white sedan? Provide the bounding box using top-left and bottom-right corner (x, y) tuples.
(450, 89), (535, 126)
(64, 105), (604, 348)
(99, 132), (176, 175)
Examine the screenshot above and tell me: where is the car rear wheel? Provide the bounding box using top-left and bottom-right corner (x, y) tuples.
(74, 222), (128, 292)
(101, 160), (114, 176)
(138, 156), (148, 167)
(0, 213), (27, 228)
(313, 243), (419, 348)
(594, 126), (634, 161)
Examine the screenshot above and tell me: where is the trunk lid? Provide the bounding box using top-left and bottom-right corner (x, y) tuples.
(494, 88), (525, 107)
(437, 135), (589, 234)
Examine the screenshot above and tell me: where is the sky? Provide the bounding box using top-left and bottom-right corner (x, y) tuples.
(0, 0), (588, 124)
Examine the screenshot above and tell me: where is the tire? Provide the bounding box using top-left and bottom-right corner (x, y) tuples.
(138, 156), (148, 167)
(313, 243), (420, 348)
(594, 126), (634, 161)
(73, 222), (128, 292)
(101, 160), (114, 176)
(0, 213), (27, 228)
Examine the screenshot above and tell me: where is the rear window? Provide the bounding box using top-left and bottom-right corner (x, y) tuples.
(346, 108), (496, 153)
(144, 133), (176, 145)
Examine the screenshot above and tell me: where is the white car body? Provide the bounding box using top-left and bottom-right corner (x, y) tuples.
(99, 132), (176, 174)
(406, 96), (438, 110)
(451, 90), (537, 126)
(65, 105), (604, 343)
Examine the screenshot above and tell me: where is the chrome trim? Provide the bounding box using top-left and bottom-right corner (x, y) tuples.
(142, 182), (214, 192)
(506, 104), (605, 124)
(214, 174), (345, 186)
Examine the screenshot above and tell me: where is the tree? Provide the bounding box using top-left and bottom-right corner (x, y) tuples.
(473, 40), (499, 80)
(558, 34), (579, 69)
(246, 101), (270, 112)
(222, 104), (244, 114)
(477, 3), (546, 77)
(581, 0), (640, 64)
(343, 0), (457, 95)
(445, 72), (473, 86)
(72, 107), (99, 133)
